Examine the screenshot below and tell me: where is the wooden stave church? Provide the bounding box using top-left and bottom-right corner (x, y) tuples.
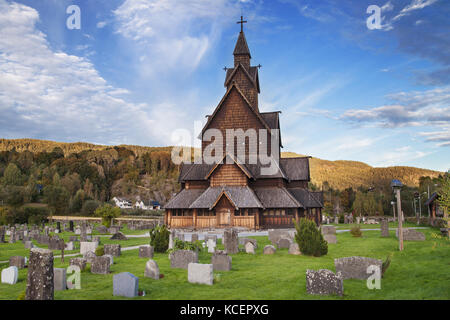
(164, 22), (323, 230)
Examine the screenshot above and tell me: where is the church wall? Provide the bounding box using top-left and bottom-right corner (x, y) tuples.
(210, 164), (248, 187)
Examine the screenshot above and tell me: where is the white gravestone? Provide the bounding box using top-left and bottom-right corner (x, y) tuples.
(1, 266), (18, 285)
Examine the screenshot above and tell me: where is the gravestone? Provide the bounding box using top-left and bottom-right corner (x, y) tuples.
(207, 239), (216, 253)
(69, 236), (78, 242)
(91, 256), (110, 274)
(170, 250), (199, 269)
(75, 227), (81, 235)
(109, 226), (120, 234)
(96, 225), (108, 234)
(92, 236), (101, 244)
(9, 256), (26, 269)
(277, 237), (292, 249)
(288, 243), (301, 255)
(104, 244), (121, 257)
(9, 230), (16, 243)
(24, 241), (34, 249)
(54, 268), (67, 291)
(1, 266), (18, 285)
(191, 234), (198, 242)
(188, 263), (213, 285)
(113, 272), (138, 298)
(323, 234), (337, 244)
(334, 256), (383, 280)
(263, 245), (276, 255)
(69, 221), (74, 232)
(321, 225), (336, 235)
(104, 254), (114, 266)
(245, 242), (255, 254)
(344, 216), (349, 224)
(144, 259), (160, 280)
(396, 229), (426, 241)
(334, 217), (339, 224)
(26, 248), (54, 300)
(69, 258), (87, 271)
(239, 238), (257, 249)
(65, 242), (74, 251)
(110, 232), (128, 240)
(211, 251), (232, 271)
(356, 217), (361, 224)
(56, 222), (61, 233)
(139, 245), (154, 258)
(223, 228), (239, 254)
(168, 232), (174, 250)
(348, 215), (353, 224)
(268, 230), (292, 245)
(306, 269), (343, 296)
(80, 241), (98, 255)
(83, 251), (97, 264)
(381, 220), (389, 237)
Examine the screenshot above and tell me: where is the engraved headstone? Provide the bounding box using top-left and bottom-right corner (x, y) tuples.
(188, 263), (213, 285)
(113, 272), (139, 298)
(144, 259), (160, 280)
(26, 248), (54, 300)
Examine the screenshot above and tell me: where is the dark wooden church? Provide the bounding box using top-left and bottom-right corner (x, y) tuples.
(164, 19), (323, 229)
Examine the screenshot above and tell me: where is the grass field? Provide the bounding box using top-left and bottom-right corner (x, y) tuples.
(0, 225), (449, 300)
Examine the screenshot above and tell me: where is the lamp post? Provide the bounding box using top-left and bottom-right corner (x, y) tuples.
(391, 179), (404, 251)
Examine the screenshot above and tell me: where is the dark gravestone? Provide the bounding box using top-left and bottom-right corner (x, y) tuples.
(306, 269), (343, 296)
(9, 256), (26, 269)
(0, 226), (5, 243)
(104, 244), (121, 257)
(334, 256), (383, 280)
(56, 222), (61, 233)
(277, 237), (292, 249)
(69, 221), (74, 232)
(381, 220), (389, 237)
(139, 245), (154, 258)
(169, 250), (198, 269)
(26, 248), (54, 300)
(110, 232), (128, 240)
(223, 228), (239, 254)
(91, 256), (111, 274)
(211, 252), (232, 271)
(69, 258), (87, 271)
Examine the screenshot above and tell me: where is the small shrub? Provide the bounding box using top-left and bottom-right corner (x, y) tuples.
(167, 239), (203, 253)
(294, 218), (328, 257)
(149, 224), (170, 253)
(350, 225), (363, 237)
(95, 246), (104, 256)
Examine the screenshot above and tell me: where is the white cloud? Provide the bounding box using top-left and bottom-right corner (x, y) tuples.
(113, 0), (241, 74)
(0, 0), (180, 146)
(97, 21), (107, 28)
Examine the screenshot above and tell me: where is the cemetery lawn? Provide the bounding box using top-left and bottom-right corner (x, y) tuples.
(1, 227), (449, 300)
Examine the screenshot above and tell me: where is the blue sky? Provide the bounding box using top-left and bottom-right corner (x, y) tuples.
(0, 0), (448, 171)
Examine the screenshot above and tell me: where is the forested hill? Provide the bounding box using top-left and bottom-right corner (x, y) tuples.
(0, 139), (443, 192)
(282, 152), (443, 190)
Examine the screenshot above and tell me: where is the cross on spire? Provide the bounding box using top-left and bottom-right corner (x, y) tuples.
(236, 16), (247, 32)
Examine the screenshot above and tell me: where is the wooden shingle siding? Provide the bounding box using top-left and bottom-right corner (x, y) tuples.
(210, 164), (248, 187)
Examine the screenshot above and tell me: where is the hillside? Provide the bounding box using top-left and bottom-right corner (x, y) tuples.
(282, 152), (443, 189)
(0, 139), (443, 191)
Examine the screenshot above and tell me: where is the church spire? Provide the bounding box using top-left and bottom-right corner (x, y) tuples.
(233, 16), (251, 68)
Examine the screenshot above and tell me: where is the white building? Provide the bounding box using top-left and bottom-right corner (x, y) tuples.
(112, 197), (133, 209)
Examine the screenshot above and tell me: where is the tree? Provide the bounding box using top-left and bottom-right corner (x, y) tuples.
(81, 200), (101, 216)
(437, 173), (450, 215)
(294, 218), (328, 257)
(44, 185), (70, 214)
(94, 204), (120, 227)
(69, 189), (86, 213)
(3, 163), (23, 186)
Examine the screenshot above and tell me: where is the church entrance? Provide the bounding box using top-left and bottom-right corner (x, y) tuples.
(213, 193), (236, 227)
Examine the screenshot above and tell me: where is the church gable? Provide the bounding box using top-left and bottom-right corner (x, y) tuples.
(210, 163), (248, 187)
(225, 65), (259, 108)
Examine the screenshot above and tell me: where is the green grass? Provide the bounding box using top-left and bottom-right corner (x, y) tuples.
(0, 227), (449, 300)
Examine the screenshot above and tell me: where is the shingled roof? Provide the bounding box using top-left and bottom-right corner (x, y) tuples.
(287, 188), (323, 208)
(279, 157), (310, 181)
(224, 65), (260, 92)
(190, 186), (263, 209)
(254, 187), (302, 208)
(233, 31), (251, 57)
(164, 188), (206, 209)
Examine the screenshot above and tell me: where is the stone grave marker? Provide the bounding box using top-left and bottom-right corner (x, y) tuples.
(223, 228), (239, 254)
(104, 244), (121, 257)
(288, 243), (301, 255)
(277, 237), (292, 249)
(110, 232), (128, 240)
(113, 272), (139, 298)
(381, 220), (389, 237)
(9, 256), (26, 269)
(54, 268), (67, 291)
(334, 256), (383, 280)
(170, 250), (199, 269)
(207, 238), (216, 253)
(1, 266), (18, 285)
(91, 256), (111, 274)
(211, 251), (232, 271)
(70, 258), (87, 271)
(396, 229), (425, 241)
(80, 241), (98, 255)
(306, 269), (343, 296)
(139, 245), (154, 258)
(188, 263), (213, 285)
(245, 242), (255, 254)
(263, 245), (276, 255)
(26, 248), (54, 300)
(144, 259), (160, 280)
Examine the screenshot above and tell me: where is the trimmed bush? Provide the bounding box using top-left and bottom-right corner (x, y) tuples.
(294, 218), (328, 257)
(350, 225), (363, 237)
(149, 224), (170, 253)
(168, 239), (203, 253)
(95, 246), (104, 257)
